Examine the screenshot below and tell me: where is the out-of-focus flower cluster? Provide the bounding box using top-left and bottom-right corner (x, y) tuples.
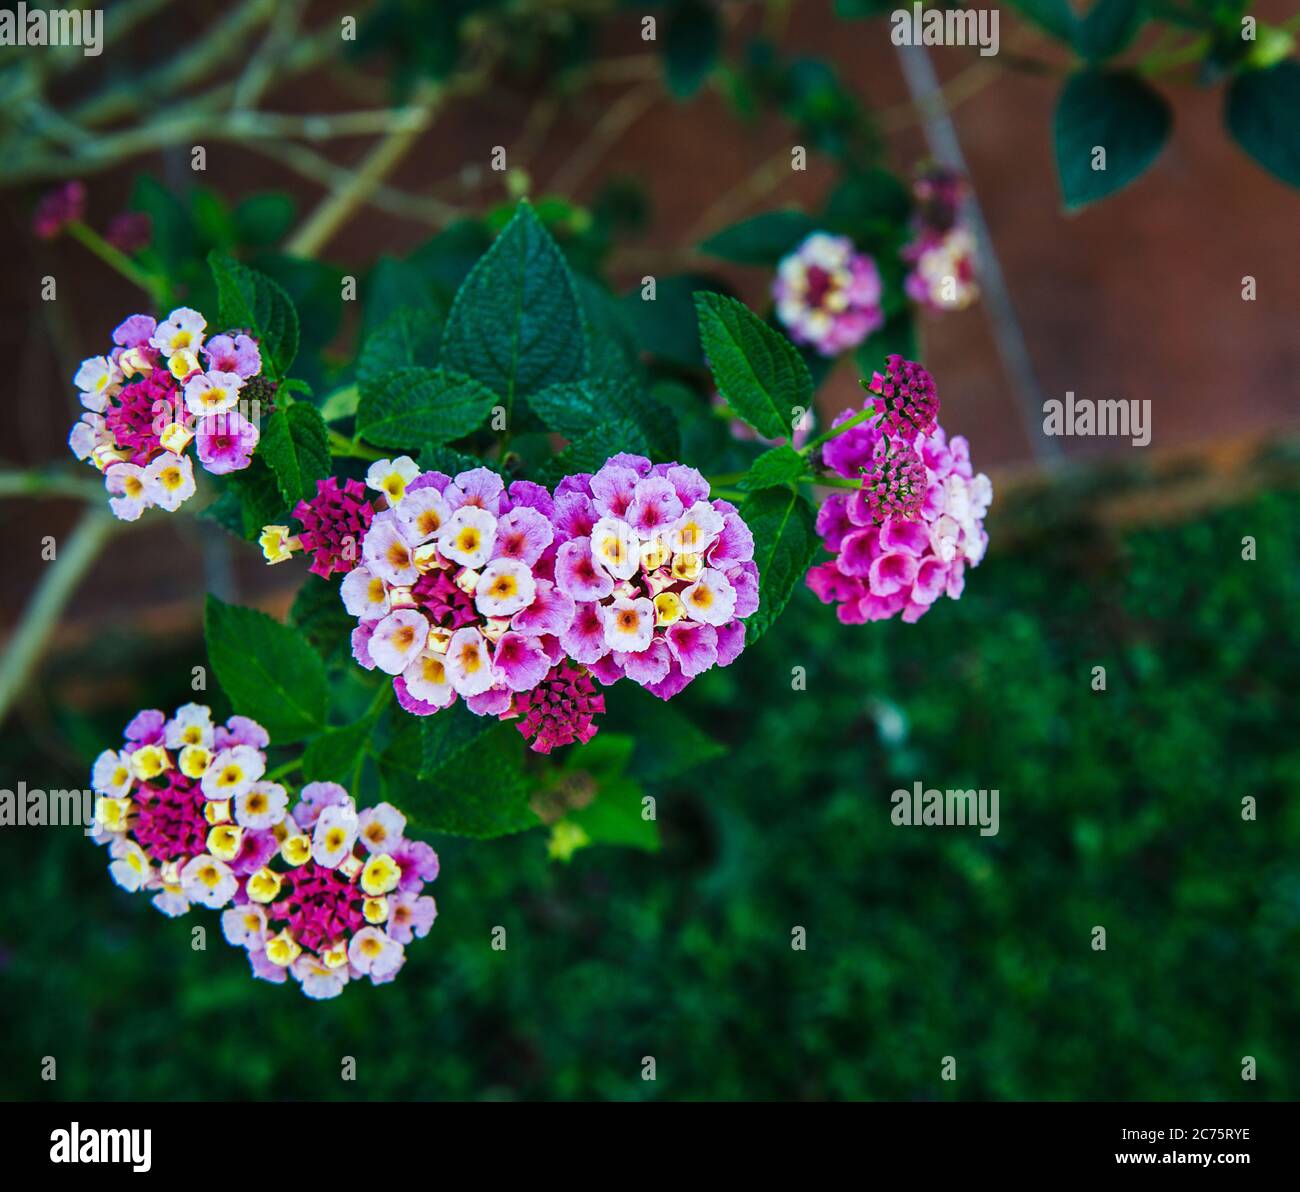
(221, 783), (437, 999)
(902, 165), (979, 313)
(32, 180), (152, 251)
(90, 704), (438, 999)
(806, 356), (992, 624)
(68, 309), (267, 521)
(773, 232), (884, 356)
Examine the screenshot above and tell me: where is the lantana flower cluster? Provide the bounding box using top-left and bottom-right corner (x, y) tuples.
(773, 232), (884, 357)
(549, 454), (757, 701)
(335, 455), (757, 751)
(221, 783), (437, 1000)
(806, 356), (992, 624)
(68, 308), (267, 521)
(902, 165), (980, 313)
(91, 704), (281, 917)
(90, 703), (438, 999)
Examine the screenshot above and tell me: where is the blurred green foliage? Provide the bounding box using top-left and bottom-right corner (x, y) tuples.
(2, 484), (1297, 1100)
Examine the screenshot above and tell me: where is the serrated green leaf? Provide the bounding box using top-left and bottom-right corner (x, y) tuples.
(258, 402), (329, 506)
(699, 210), (819, 265)
(441, 200), (587, 404)
(740, 486), (819, 643)
(1226, 62), (1300, 189)
(233, 192), (296, 247)
(739, 444), (809, 492)
(289, 575), (355, 666)
(357, 306), (442, 396)
(208, 251), (300, 379)
(535, 418), (650, 487)
(529, 377), (677, 460)
(205, 596), (327, 742)
(302, 718), (375, 784)
(695, 291), (813, 440)
(356, 365), (497, 449)
(1054, 71), (1171, 210)
(376, 712), (538, 839)
(224, 457), (288, 540)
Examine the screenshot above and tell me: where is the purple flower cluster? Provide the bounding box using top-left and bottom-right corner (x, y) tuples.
(68, 308), (266, 521)
(807, 360), (992, 624)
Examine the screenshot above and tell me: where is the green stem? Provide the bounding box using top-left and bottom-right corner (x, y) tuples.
(264, 757), (302, 782)
(65, 219), (165, 303)
(811, 476), (864, 491)
(0, 508), (117, 724)
(327, 429), (386, 461)
(800, 404), (876, 457)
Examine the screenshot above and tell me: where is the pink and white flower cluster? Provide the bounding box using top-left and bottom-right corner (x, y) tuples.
(902, 165), (979, 313)
(67, 308), (266, 521)
(89, 704), (438, 999)
(773, 232), (884, 357)
(806, 361), (992, 624)
(221, 783), (437, 1000)
(90, 704), (281, 917)
(344, 456), (759, 742)
(549, 454), (756, 700)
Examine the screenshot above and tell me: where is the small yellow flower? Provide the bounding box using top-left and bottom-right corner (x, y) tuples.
(671, 552), (703, 583)
(118, 347), (153, 378)
(159, 422), (193, 453)
(322, 943), (349, 969)
(168, 349), (201, 380)
(363, 896), (389, 924)
(259, 525), (300, 565)
(179, 744), (212, 779)
(129, 744), (170, 781)
(360, 853), (401, 896)
(246, 867), (282, 904)
(207, 823), (243, 862)
(204, 799), (232, 825)
(95, 795), (131, 833)
(654, 591), (685, 627)
(281, 834), (312, 867)
(265, 930), (301, 967)
(640, 539), (671, 572)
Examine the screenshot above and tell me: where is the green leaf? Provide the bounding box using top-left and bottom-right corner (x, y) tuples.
(1054, 71), (1172, 210)
(535, 418), (650, 488)
(233, 192), (296, 247)
(420, 443), (492, 477)
(441, 200), (587, 404)
(301, 718), (375, 784)
(208, 251), (300, 379)
(376, 710), (538, 839)
(1226, 62), (1300, 189)
(823, 168), (911, 238)
(529, 377), (677, 460)
(739, 444), (809, 492)
(222, 457), (288, 540)
(663, 0), (721, 99)
(621, 273), (716, 368)
(698, 209), (820, 265)
(695, 291), (813, 441)
(566, 777), (659, 852)
(604, 685), (724, 786)
(1073, 0), (1143, 61)
(740, 486), (819, 644)
(356, 365), (498, 449)
(357, 306), (442, 395)
(204, 596), (328, 742)
(258, 402), (329, 507)
(289, 575), (355, 666)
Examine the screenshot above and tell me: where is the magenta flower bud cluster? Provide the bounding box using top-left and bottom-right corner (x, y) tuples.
(68, 309), (267, 521)
(807, 362), (992, 624)
(89, 703), (438, 999)
(773, 232), (884, 357)
(341, 454), (758, 751)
